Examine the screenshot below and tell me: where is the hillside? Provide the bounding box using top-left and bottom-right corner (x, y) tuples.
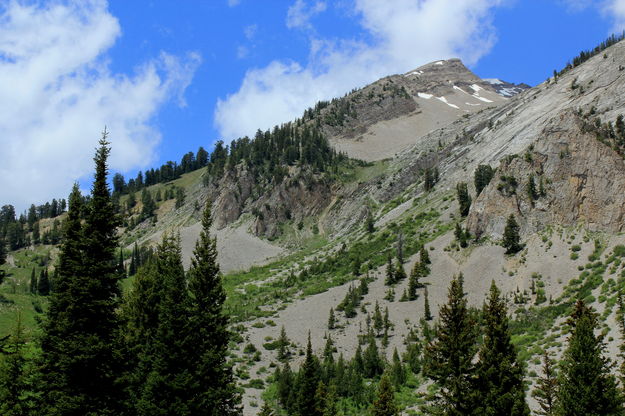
(2, 36), (625, 416)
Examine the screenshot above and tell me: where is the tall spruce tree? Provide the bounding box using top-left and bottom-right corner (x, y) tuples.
(474, 281), (529, 416)
(39, 132), (123, 416)
(557, 300), (624, 416)
(371, 374), (398, 416)
(532, 352), (558, 416)
(134, 234), (193, 416)
(423, 274), (478, 415)
(0, 314), (29, 415)
(29, 268), (37, 295)
(502, 214), (522, 254)
(297, 334), (322, 416)
(456, 182), (472, 217)
(186, 201), (241, 415)
(38, 269), (50, 296)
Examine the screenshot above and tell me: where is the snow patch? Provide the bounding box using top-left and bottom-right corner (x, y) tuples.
(453, 85), (470, 95)
(484, 78), (503, 85)
(470, 84), (484, 92)
(417, 92), (433, 99)
(472, 94), (493, 103)
(435, 61), (444, 65)
(436, 96), (460, 109)
(465, 102), (481, 106)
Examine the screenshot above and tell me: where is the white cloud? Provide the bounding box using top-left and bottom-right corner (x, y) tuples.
(0, 0), (200, 210)
(287, 0), (327, 29)
(603, 0), (625, 30)
(227, 0), (241, 7)
(215, 0), (502, 140)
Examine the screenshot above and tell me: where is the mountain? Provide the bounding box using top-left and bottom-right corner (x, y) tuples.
(3, 37), (625, 416)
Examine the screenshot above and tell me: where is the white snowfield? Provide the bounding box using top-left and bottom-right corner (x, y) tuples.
(417, 92), (433, 99)
(436, 96), (460, 109)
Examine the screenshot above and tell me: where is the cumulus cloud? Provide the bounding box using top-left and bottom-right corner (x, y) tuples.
(215, 0), (502, 140)
(0, 0), (200, 210)
(287, 0), (327, 29)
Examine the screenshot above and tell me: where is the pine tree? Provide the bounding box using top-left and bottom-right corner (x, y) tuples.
(502, 214), (522, 254)
(558, 300), (624, 416)
(363, 336), (384, 378)
(135, 234), (193, 416)
(424, 286), (432, 321)
(385, 254), (396, 285)
(423, 274), (478, 415)
(527, 174), (538, 202)
(0, 314), (29, 415)
(373, 301), (384, 337)
(474, 164), (494, 196)
(328, 307), (336, 330)
(277, 326), (291, 361)
(474, 281), (529, 416)
(420, 245), (431, 265)
(394, 260), (406, 281)
(455, 223), (468, 248)
(297, 334), (322, 416)
(29, 268), (37, 295)
(39, 134), (124, 416)
(456, 182), (472, 217)
(532, 352), (558, 416)
(37, 269), (50, 296)
(371, 374), (398, 416)
(366, 212), (375, 234)
(186, 201), (241, 415)
(390, 348), (406, 388)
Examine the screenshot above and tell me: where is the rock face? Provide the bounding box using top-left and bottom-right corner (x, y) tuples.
(208, 165), (332, 239)
(467, 111), (625, 239)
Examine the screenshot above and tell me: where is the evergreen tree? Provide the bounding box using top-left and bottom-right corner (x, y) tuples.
(363, 336), (384, 378)
(134, 234), (193, 416)
(424, 286), (432, 321)
(37, 269), (50, 296)
(297, 334), (322, 416)
(366, 212), (375, 234)
(456, 182), (472, 217)
(186, 201), (241, 415)
(532, 352), (558, 416)
(371, 374), (398, 416)
(527, 174), (538, 202)
(258, 402), (274, 416)
(394, 260), (406, 281)
(29, 268), (37, 295)
(502, 214), (522, 254)
(474, 164), (494, 196)
(328, 307), (336, 330)
(423, 274), (478, 415)
(385, 254), (396, 285)
(420, 245), (431, 265)
(373, 301), (384, 337)
(474, 281), (529, 416)
(39, 133), (124, 416)
(557, 300), (624, 416)
(0, 315), (29, 415)
(389, 348), (406, 388)
(277, 326), (291, 362)
(455, 223), (468, 248)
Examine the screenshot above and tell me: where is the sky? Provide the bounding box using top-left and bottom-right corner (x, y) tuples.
(0, 0), (623, 211)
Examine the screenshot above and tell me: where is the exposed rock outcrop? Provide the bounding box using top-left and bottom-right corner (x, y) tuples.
(467, 111), (625, 239)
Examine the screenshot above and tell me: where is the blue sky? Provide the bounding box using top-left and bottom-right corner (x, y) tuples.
(0, 0), (623, 210)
